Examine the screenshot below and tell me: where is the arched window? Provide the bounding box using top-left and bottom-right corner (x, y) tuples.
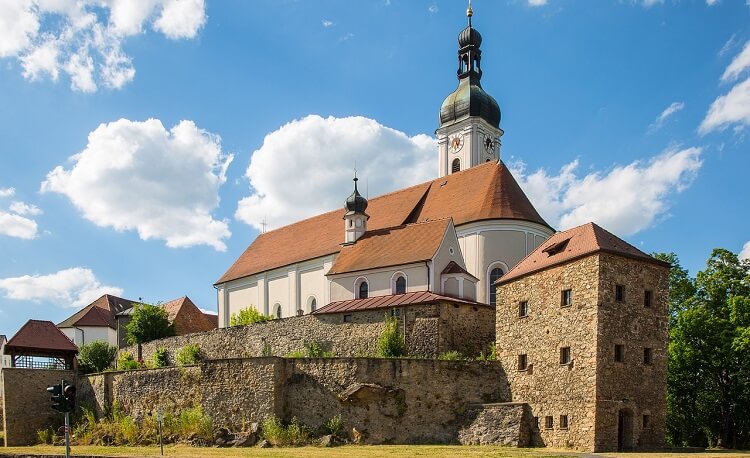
(310, 297), (317, 312)
(452, 158), (460, 174)
(274, 303), (282, 319)
(489, 267), (504, 306)
(395, 276), (406, 294)
(358, 281), (369, 299)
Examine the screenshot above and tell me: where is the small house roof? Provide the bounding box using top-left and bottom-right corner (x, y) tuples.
(161, 296), (217, 335)
(5, 320), (78, 353)
(498, 222), (670, 285)
(313, 290), (488, 315)
(58, 294), (137, 329)
(441, 260), (479, 281)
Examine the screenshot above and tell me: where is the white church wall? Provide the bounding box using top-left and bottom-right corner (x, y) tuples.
(443, 277), (460, 297)
(267, 274), (290, 318)
(300, 266), (325, 314)
(329, 263), (428, 302)
(430, 222), (465, 288)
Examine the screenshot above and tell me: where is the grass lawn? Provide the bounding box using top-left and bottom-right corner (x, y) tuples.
(0, 445), (749, 458)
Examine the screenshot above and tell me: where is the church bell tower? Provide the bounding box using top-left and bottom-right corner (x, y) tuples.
(437, 3), (504, 178)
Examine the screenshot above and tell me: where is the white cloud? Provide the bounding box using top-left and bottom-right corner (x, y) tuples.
(322, 20), (334, 27)
(509, 147), (703, 236)
(721, 40), (750, 83)
(0, 188), (15, 197)
(0, 211), (38, 239)
(706, 0), (719, 4)
(642, 0), (664, 5)
(0, 0), (206, 92)
(740, 241), (750, 261)
(528, 0), (548, 5)
(236, 115), (435, 232)
(0, 267), (122, 308)
(9, 201), (42, 216)
(41, 118), (233, 251)
(650, 101), (685, 131)
(700, 77), (750, 134)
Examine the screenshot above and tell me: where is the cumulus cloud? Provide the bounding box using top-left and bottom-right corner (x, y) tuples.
(0, 211), (38, 239)
(509, 147), (703, 236)
(700, 78), (750, 134)
(236, 115), (435, 232)
(0, 0), (206, 92)
(0, 188), (15, 197)
(741, 241), (750, 261)
(9, 201), (42, 216)
(41, 118), (233, 251)
(722, 40), (750, 83)
(650, 102), (685, 131)
(0, 267), (122, 308)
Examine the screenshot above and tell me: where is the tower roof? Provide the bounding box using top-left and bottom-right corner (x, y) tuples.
(6, 320), (78, 353)
(216, 161), (551, 284)
(344, 176), (368, 216)
(498, 222), (670, 285)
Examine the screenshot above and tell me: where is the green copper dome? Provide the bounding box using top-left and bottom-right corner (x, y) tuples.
(344, 177), (368, 216)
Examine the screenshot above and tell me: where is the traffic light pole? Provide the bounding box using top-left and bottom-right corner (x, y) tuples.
(64, 410), (71, 458)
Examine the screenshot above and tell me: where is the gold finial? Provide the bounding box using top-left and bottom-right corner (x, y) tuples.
(467, 0), (473, 26)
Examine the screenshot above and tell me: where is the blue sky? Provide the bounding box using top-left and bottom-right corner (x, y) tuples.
(1, 0), (748, 338)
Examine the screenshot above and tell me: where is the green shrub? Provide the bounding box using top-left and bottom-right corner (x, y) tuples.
(230, 307), (271, 326)
(376, 314), (405, 358)
(117, 352), (139, 371)
(261, 341), (273, 357)
(175, 344), (201, 366)
(285, 349), (306, 358)
(261, 416), (310, 446)
(438, 350), (463, 361)
(165, 406), (213, 441)
(284, 341), (335, 358)
(324, 414), (343, 436)
(36, 427), (54, 444)
(150, 347), (169, 368)
(476, 342), (497, 361)
(78, 341), (118, 374)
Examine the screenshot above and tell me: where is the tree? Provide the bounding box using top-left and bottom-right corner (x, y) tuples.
(126, 303), (175, 345)
(376, 315), (405, 358)
(229, 306), (271, 326)
(77, 341), (118, 374)
(652, 252), (696, 326)
(667, 249), (750, 448)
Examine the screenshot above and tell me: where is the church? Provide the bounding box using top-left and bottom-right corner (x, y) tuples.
(214, 7), (555, 324)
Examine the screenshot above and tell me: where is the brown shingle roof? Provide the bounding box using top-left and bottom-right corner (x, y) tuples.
(498, 222), (670, 284)
(327, 219), (452, 276)
(441, 260), (479, 281)
(6, 320), (78, 353)
(58, 294), (137, 329)
(313, 291), (487, 314)
(161, 296), (218, 335)
(217, 161), (551, 284)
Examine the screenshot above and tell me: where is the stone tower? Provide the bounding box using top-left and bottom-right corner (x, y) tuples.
(437, 4), (504, 178)
(494, 222), (670, 452)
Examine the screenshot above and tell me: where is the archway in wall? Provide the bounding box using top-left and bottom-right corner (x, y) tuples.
(617, 409), (634, 451)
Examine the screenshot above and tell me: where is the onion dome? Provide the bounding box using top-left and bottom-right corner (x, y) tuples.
(438, 4), (501, 129)
(344, 177), (368, 216)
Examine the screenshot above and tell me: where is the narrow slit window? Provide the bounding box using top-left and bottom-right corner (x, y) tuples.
(518, 300), (529, 317)
(643, 347), (653, 365)
(615, 284), (625, 302)
(544, 416), (554, 429)
(643, 414), (651, 429)
(644, 290), (653, 308)
(451, 158), (460, 174)
(559, 415), (568, 429)
(358, 281), (369, 299)
(561, 289), (572, 307)
(615, 344), (625, 363)
(560, 346), (571, 365)
(518, 354), (528, 371)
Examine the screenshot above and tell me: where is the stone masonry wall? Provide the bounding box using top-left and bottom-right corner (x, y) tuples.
(122, 302), (493, 364)
(458, 402), (533, 446)
(1, 368), (76, 446)
(76, 357), (510, 444)
(496, 255), (601, 451)
(593, 253), (669, 452)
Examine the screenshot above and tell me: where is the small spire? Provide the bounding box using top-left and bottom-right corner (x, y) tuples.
(467, 0), (473, 27)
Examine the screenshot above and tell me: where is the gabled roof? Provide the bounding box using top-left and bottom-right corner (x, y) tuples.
(441, 260), (479, 281)
(327, 219), (452, 276)
(498, 222), (670, 284)
(6, 320), (78, 353)
(161, 296), (217, 335)
(58, 294), (137, 329)
(217, 161), (551, 284)
(313, 291), (487, 314)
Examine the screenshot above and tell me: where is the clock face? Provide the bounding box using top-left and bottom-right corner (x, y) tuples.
(448, 134), (464, 154)
(483, 134), (496, 154)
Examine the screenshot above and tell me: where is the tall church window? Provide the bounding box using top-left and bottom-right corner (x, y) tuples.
(489, 267), (504, 305)
(395, 276), (406, 294)
(274, 304), (282, 319)
(358, 281), (369, 299)
(451, 158), (460, 174)
(309, 297), (317, 312)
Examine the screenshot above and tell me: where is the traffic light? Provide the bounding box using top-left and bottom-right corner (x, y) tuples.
(46, 380), (75, 413)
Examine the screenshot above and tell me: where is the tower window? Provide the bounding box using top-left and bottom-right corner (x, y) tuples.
(489, 267), (504, 306)
(643, 414), (651, 429)
(615, 344), (625, 362)
(544, 416), (554, 429)
(559, 415), (569, 429)
(451, 158), (460, 174)
(518, 300), (529, 317)
(560, 346), (571, 365)
(615, 284), (625, 302)
(644, 290), (653, 308)
(358, 281), (369, 299)
(561, 289), (573, 307)
(396, 276), (406, 294)
(517, 354), (528, 371)
(643, 347), (653, 365)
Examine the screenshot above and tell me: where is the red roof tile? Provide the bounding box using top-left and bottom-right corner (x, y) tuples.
(441, 260), (479, 280)
(327, 219), (451, 276)
(217, 161), (551, 284)
(498, 222), (670, 284)
(6, 320), (78, 353)
(58, 294), (137, 329)
(313, 290), (488, 314)
(161, 296), (218, 335)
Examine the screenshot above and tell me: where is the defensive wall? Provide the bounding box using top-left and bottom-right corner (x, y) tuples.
(122, 302), (495, 364)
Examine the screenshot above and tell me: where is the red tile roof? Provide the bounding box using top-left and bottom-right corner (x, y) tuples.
(441, 260), (479, 281)
(5, 320), (78, 353)
(498, 222), (670, 284)
(327, 219), (452, 276)
(313, 290), (488, 314)
(217, 161), (551, 284)
(58, 294), (136, 329)
(161, 296), (218, 335)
